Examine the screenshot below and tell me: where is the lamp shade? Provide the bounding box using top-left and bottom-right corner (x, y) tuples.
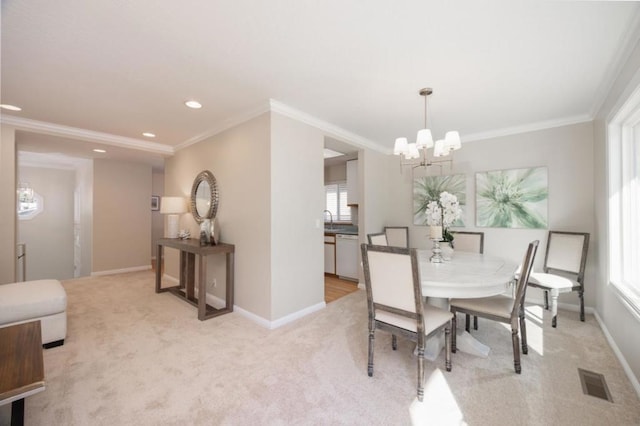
(416, 129), (434, 149)
(393, 137), (409, 156)
(433, 140), (447, 157)
(160, 197), (187, 214)
(444, 131), (461, 150)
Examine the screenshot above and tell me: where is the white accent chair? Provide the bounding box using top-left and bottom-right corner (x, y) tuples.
(450, 231), (485, 332)
(361, 243), (453, 402)
(527, 231), (590, 328)
(0, 279), (67, 348)
(367, 232), (388, 245)
(450, 240), (539, 374)
(384, 226), (409, 248)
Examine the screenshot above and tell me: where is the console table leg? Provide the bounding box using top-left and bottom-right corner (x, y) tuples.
(11, 398), (25, 426)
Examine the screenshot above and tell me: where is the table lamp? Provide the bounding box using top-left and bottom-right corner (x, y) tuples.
(160, 196), (187, 238)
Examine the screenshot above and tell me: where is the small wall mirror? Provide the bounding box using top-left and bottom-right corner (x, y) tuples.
(190, 170), (219, 224)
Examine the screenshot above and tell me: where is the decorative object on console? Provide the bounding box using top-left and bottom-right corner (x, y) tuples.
(423, 191), (461, 263)
(393, 88), (461, 174)
(160, 196), (187, 238)
(190, 170), (220, 245)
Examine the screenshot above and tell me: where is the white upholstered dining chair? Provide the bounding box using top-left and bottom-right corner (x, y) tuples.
(450, 240), (539, 374)
(450, 231), (485, 332)
(384, 226), (410, 248)
(367, 232), (388, 245)
(527, 231), (589, 328)
(361, 244), (453, 402)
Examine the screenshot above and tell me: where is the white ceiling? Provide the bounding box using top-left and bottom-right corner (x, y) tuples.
(2, 1), (639, 169)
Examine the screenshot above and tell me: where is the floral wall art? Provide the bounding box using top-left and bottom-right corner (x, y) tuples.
(413, 174), (466, 226)
(475, 166), (548, 229)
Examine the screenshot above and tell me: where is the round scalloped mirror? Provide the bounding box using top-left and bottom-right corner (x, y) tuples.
(190, 170), (219, 224)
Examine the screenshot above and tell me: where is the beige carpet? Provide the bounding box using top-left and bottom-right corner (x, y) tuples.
(2, 271), (639, 425)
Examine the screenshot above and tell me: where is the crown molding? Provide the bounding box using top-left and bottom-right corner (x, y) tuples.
(268, 99), (386, 154)
(0, 115), (174, 155)
(175, 102), (272, 151)
(175, 99), (387, 155)
(590, 10), (640, 119)
(461, 114), (593, 144)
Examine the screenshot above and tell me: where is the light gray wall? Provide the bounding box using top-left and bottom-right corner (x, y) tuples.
(18, 166), (75, 280)
(271, 112), (324, 319)
(151, 171), (164, 258)
(384, 122), (596, 307)
(93, 159), (152, 273)
(0, 126), (16, 284)
(165, 113), (272, 319)
(76, 161), (93, 277)
(594, 36), (640, 385)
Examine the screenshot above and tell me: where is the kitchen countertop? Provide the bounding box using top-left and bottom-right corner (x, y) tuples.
(324, 227), (358, 236)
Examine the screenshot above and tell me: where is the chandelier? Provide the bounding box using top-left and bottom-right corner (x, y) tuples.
(393, 88), (461, 172)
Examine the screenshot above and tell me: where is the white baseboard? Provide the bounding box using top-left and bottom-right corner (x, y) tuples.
(234, 301), (326, 330)
(91, 265), (151, 276)
(593, 311), (640, 399)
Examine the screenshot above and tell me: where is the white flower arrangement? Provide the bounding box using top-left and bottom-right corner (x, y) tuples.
(425, 191), (462, 242)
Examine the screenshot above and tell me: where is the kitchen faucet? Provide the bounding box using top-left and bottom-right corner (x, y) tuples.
(323, 209), (334, 230)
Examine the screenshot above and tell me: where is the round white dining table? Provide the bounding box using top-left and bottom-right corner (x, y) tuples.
(417, 249), (519, 360)
(418, 250), (519, 299)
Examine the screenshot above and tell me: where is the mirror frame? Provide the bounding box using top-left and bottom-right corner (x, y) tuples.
(190, 170), (219, 224)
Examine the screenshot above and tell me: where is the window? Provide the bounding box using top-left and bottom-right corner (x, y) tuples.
(608, 85), (640, 316)
(325, 182), (351, 222)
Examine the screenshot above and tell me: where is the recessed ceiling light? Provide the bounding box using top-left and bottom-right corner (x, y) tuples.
(93, 149), (107, 153)
(142, 132), (156, 138)
(185, 100), (202, 109)
(0, 104), (22, 111)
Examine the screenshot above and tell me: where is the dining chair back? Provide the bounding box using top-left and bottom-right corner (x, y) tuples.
(361, 243), (453, 401)
(450, 231), (484, 254)
(384, 226), (410, 248)
(450, 240), (539, 374)
(527, 231), (589, 327)
(450, 231), (485, 332)
(367, 232), (388, 246)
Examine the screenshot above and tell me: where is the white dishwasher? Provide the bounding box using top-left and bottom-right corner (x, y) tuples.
(336, 234), (359, 281)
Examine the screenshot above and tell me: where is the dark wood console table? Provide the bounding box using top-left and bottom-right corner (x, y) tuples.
(0, 321), (45, 426)
(156, 238), (235, 321)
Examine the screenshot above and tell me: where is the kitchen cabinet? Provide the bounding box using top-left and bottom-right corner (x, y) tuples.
(324, 234), (335, 274)
(346, 159), (358, 206)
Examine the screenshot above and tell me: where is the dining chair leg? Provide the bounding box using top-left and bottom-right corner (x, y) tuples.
(451, 313), (457, 353)
(544, 290), (549, 310)
(445, 326), (452, 372)
(519, 307), (528, 355)
(511, 328), (522, 374)
(579, 289), (585, 322)
(417, 342), (425, 402)
(368, 329), (375, 377)
(465, 314), (471, 332)
(392, 334), (397, 350)
(473, 316), (478, 330)
(550, 289), (559, 328)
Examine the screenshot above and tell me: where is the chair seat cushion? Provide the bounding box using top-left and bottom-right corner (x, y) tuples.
(0, 279), (67, 325)
(376, 304), (453, 335)
(528, 272), (577, 290)
(450, 295), (514, 320)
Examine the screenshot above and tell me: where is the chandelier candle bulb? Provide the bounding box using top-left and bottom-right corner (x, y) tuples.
(430, 225), (443, 240)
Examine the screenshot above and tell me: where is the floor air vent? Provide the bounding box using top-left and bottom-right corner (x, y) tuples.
(578, 368), (613, 402)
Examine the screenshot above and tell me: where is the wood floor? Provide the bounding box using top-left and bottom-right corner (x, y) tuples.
(154, 259), (357, 304)
(324, 274), (359, 303)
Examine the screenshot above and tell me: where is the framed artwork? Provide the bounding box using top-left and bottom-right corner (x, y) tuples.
(151, 195), (160, 211)
(475, 166), (548, 228)
(413, 173), (466, 226)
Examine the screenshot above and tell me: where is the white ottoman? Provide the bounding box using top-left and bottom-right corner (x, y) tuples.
(0, 279), (67, 348)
